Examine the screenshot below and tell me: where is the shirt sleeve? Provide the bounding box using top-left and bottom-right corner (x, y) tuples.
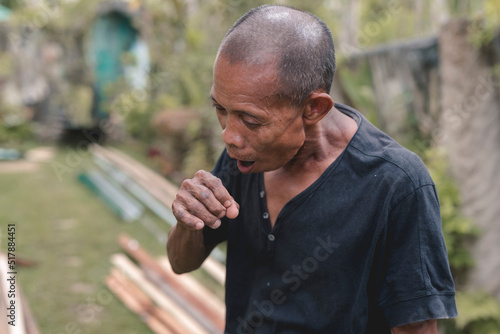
(376, 184), (458, 327)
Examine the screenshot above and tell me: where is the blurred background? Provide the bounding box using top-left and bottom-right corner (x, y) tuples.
(0, 0), (499, 333)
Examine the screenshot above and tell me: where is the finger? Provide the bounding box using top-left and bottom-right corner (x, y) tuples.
(182, 176), (227, 217)
(186, 199), (222, 229)
(225, 200), (239, 219)
(172, 205), (205, 230)
(175, 189), (222, 229)
(195, 170), (236, 208)
(191, 184), (227, 218)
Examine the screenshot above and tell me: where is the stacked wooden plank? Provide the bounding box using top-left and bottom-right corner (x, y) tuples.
(107, 234), (226, 334)
(0, 253), (41, 334)
(91, 144), (178, 213)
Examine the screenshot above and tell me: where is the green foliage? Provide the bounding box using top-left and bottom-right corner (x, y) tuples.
(336, 60), (378, 124)
(0, 0), (16, 9)
(455, 291), (500, 330)
(0, 121), (32, 143)
(357, 0), (430, 47)
(422, 148), (500, 333)
(0, 103), (33, 144)
(423, 148), (480, 276)
(103, 78), (156, 143)
(467, 0), (500, 48)
(0, 51), (13, 78)
(443, 291), (500, 333)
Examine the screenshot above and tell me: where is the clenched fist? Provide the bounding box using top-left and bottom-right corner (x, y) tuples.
(172, 170), (239, 230)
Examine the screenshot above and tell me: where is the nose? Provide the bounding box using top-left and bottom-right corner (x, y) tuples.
(221, 116), (244, 148)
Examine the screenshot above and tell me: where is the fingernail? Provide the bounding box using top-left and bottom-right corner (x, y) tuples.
(224, 200), (231, 207)
(213, 219), (221, 229)
(218, 211), (226, 218)
(196, 222), (204, 230)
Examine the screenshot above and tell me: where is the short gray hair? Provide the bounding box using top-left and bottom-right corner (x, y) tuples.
(217, 5), (336, 107)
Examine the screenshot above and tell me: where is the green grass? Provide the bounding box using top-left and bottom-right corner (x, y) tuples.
(0, 146), (222, 333)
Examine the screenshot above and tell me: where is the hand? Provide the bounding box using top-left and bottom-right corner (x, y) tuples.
(172, 170), (239, 230)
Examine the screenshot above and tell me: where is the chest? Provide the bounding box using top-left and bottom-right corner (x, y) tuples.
(263, 172), (318, 227)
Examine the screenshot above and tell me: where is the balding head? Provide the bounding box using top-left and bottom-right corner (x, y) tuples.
(216, 5), (336, 107)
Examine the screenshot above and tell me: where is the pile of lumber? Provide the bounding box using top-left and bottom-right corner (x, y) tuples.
(0, 253), (40, 334)
(107, 234), (226, 334)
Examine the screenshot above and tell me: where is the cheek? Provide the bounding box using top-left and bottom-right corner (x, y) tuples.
(258, 127), (305, 157)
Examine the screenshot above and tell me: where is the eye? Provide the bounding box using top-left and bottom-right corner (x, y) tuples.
(213, 104), (227, 114)
(242, 118), (260, 128)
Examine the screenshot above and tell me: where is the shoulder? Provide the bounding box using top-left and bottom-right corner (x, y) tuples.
(337, 103), (433, 191)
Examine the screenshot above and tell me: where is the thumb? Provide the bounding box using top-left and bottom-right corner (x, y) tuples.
(225, 200), (239, 219)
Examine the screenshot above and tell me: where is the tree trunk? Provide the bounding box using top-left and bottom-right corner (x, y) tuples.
(438, 18), (500, 298)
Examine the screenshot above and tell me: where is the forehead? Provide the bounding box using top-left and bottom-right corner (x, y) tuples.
(212, 55), (280, 104)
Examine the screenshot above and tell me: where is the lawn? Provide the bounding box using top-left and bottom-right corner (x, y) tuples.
(0, 145), (206, 333)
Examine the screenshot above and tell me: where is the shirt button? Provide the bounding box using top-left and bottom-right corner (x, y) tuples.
(268, 234), (275, 241)
(263, 212), (269, 219)
(260, 191), (265, 198)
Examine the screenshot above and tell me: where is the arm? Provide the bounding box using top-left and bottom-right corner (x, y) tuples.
(167, 170), (239, 274)
(167, 223), (214, 274)
(392, 320), (437, 334)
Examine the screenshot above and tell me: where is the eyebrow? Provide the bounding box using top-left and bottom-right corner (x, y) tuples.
(209, 95), (220, 105)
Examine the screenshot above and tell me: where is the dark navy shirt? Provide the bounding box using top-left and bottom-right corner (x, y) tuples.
(204, 103), (457, 334)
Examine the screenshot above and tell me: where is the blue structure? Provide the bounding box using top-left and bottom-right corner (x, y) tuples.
(89, 10), (138, 120)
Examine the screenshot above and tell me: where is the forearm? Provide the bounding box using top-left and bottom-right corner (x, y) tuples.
(166, 222), (214, 274)
(391, 320), (437, 334)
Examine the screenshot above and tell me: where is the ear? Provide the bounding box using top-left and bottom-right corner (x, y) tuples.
(302, 92), (334, 125)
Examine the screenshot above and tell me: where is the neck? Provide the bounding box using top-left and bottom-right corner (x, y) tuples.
(281, 108), (357, 175)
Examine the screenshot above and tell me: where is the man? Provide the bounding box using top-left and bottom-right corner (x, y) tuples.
(167, 5), (457, 333)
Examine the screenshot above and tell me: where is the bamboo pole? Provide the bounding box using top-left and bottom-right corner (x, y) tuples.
(106, 273), (149, 316)
(201, 257), (226, 286)
(107, 268), (189, 334)
(106, 273), (174, 334)
(19, 287), (40, 334)
(151, 307), (190, 334)
(157, 256), (225, 310)
(93, 154), (177, 226)
(92, 149), (175, 220)
(107, 146), (179, 200)
(0, 270), (11, 334)
(110, 253), (207, 334)
(91, 145), (176, 208)
(109, 268), (153, 311)
(118, 234), (225, 332)
(141, 266), (221, 334)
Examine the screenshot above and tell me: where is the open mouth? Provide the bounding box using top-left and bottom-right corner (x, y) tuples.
(239, 160), (255, 167)
(237, 160), (256, 172)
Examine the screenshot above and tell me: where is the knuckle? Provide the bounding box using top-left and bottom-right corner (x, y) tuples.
(181, 178), (193, 188)
(174, 191), (188, 204)
(205, 204), (219, 216)
(172, 206), (185, 220)
(200, 189), (210, 199)
(194, 170), (207, 178)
